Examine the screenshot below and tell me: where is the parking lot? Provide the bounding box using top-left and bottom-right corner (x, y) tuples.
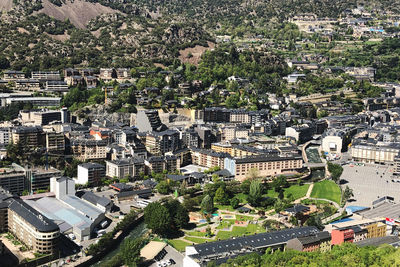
(342, 163), (400, 207)
(149, 245), (184, 267)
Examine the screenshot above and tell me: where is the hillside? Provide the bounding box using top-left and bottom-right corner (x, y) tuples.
(0, 0), (399, 71)
(38, 0), (120, 29)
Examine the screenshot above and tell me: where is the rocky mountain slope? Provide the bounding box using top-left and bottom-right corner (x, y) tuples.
(0, 0), (398, 71)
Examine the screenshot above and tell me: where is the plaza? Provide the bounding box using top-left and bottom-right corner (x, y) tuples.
(341, 163), (400, 207)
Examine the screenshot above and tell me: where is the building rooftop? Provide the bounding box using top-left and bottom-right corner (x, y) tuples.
(81, 191), (111, 208)
(9, 199), (59, 232)
(356, 236), (400, 247)
(189, 226), (319, 259)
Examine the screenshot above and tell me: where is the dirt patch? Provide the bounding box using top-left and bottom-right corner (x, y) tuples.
(0, 0), (13, 11)
(38, 0), (120, 29)
(154, 63), (166, 69)
(119, 22), (127, 30)
(46, 32), (70, 42)
(17, 27), (29, 34)
(91, 29), (102, 38)
(179, 41), (215, 65)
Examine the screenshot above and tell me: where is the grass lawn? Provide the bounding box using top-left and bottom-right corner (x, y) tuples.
(265, 184), (310, 200)
(216, 220), (236, 230)
(215, 204), (235, 212)
(310, 180), (341, 204)
(216, 224), (266, 240)
(236, 215), (254, 221)
(184, 236), (208, 244)
(186, 231), (207, 237)
(168, 240), (191, 252)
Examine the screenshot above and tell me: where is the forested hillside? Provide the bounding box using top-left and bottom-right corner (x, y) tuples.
(0, 0), (399, 72)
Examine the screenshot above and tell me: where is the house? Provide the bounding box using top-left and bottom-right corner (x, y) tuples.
(115, 188), (152, 202)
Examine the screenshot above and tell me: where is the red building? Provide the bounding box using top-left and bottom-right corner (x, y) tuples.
(331, 228), (354, 245)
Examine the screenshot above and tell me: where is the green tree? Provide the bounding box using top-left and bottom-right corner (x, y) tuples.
(247, 180), (262, 207)
(230, 197), (240, 209)
(214, 186), (229, 205)
(120, 237), (145, 266)
(328, 162), (343, 183)
(343, 186), (354, 202)
(174, 205), (190, 229)
(144, 202), (171, 236)
(240, 179), (251, 194)
(156, 180), (171, 195)
(201, 195), (214, 214)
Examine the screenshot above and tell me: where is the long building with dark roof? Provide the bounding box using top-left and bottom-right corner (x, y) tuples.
(183, 226), (319, 267)
(7, 198), (60, 254)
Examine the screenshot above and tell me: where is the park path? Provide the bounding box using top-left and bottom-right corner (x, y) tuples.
(293, 183), (314, 204)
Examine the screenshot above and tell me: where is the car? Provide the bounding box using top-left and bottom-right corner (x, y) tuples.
(157, 262), (162, 267)
(169, 258), (176, 265)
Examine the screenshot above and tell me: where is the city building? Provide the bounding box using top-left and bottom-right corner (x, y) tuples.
(25, 177), (105, 242)
(80, 191), (112, 212)
(106, 157), (145, 179)
(351, 140), (400, 164)
(145, 130), (181, 156)
(183, 227), (319, 267)
(8, 199), (60, 254)
(45, 81), (69, 92)
(6, 97), (61, 107)
(145, 155), (180, 174)
(3, 70), (25, 81)
(70, 139), (107, 161)
(31, 71), (61, 81)
(15, 79), (40, 91)
(25, 167), (62, 193)
(224, 154), (303, 181)
(286, 231), (331, 252)
(136, 110), (166, 133)
(76, 163), (105, 186)
(0, 164), (26, 195)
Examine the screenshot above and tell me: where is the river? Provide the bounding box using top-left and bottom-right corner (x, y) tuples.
(91, 221), (147, 266)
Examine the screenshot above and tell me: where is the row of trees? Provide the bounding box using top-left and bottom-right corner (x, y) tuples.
(214, 243), (400, 267)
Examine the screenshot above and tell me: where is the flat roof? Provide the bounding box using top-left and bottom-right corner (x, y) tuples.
(359, 202), (400, 220)
(140, 241), (166, 260)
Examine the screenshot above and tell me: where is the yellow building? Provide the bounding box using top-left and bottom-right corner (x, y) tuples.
(366, 222), (386, 238)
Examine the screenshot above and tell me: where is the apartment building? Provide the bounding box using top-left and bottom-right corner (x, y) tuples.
(20, 109), (69, 125)
(106, 157), (145, 179)
(224, 154), (303, 181)
(6, 97), (61, 107)
(15, 79), (40, 91)
(3, 70), (25, 81)
(25, 167), (62, 193)
(45, 130), (65, 153)
(70, 139), (107, 161)
(0, 127), (11, 146)
(220, 126), (249, 142)
(31, 71), (61, 81)
(190, 148), (229, 169)
(136, 110), (166, 133)
(351, 140), (400, 164)
(12, 126), (44, 150)
(0, 164), (26, 195)
(8, 199), (60, 254)
(45, 81), (69, 92)
(76, 163), (105, 186)
(286, 231), (331, 252)
(145, 155), (180, 174)
(230, 109), (250, 123)
(145, 130), (181, 156)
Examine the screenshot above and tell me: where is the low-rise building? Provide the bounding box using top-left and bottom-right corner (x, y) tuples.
(31, 71), (61, 81)
(287, 231), (331, 252)
(183, 227), (320, 267)
(45, 81), (69, 92)
(15, 79), (40, 91)
(3, 70), (25, 81)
